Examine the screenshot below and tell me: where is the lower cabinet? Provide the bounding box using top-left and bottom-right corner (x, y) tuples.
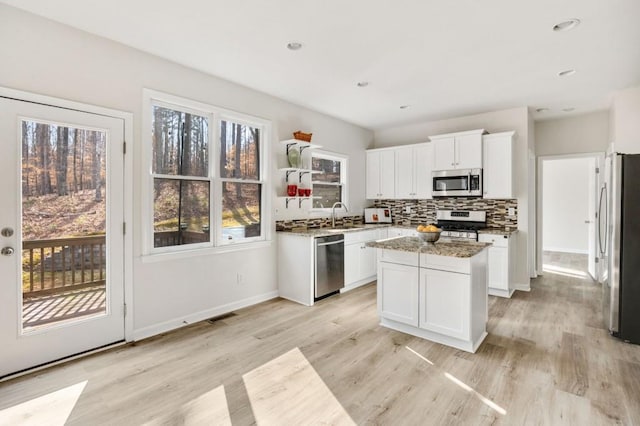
(478, 233), (515, 298)
(378, 261), (419, 326)
(419, 267), (470, 341)
(344, 228), (387, 290)
(376, 249), (488, 353)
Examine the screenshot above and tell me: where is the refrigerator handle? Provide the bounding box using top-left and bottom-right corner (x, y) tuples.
(598, 184), (607, 256)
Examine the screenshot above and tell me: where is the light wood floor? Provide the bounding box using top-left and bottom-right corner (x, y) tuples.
(1, 252), (639, 425)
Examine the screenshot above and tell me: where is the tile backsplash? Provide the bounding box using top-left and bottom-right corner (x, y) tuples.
(276, 215), (364, 231)
(372, 198), (518, 230)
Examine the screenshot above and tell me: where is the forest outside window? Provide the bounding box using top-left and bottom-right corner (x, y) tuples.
(152, 105), (210, 249)
(219, 119), (263, 243)
(148, 94), (268, 253)
(311, 151), (347, 210)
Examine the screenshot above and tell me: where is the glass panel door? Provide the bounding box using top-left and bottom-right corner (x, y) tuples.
(21, 121), (108, 330)
(0, 97), (125, 378)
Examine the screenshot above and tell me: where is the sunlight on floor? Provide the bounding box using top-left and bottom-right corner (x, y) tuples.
(142, 385), (231, 426)
(406, 346), (507, 416)
(542, 263), (590, 279)
(243, 347), (355, 425)
(444, 373), (507, 415)
(0, 380), (87, 426)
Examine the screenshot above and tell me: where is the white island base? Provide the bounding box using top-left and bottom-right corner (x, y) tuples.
(372, 241), (489, 353)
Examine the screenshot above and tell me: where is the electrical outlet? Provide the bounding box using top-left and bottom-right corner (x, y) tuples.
(508, 207), (516, 216)
(405, 206), (412, 214)
(237, 272), (245, 285)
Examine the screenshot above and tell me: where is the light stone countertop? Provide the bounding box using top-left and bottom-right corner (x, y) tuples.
(477, 228), (519, 236)
(276, 223), (391, 238)
(366, 236), (491, 258)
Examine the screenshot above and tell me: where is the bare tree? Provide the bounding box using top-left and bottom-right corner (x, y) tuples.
(56, 126), (69, 195)
(36, 123), (52, 195)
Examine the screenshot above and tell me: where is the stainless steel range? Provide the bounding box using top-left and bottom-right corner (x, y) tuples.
(436, 210), (487, 241)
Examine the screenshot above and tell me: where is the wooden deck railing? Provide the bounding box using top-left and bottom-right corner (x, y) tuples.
(22, 235), (106, 298)
(153, 230), (209, 248)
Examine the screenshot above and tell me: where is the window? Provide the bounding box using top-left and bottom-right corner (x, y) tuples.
(311, 151), (347, 210)
(146, 91), (269, 254)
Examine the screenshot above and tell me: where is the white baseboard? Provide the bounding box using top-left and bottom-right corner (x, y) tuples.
(132, 290), (279, 341)
(543, 247), (588, 255)
(512, 281), (531, 292)
(341, 277), (376, 293)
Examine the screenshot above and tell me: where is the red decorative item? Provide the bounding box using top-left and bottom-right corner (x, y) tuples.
(287, 184), (297, 196)
(304, 188), (311, 197)
(298, 188), (305, 197)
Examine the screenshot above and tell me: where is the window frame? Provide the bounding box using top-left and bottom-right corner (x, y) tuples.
(309, 150), (348, 214)
(142, 89), (271, 257)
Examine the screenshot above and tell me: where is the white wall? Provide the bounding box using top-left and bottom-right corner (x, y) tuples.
(374, 107), (531, 289)
(610, 85), (640, 154)
(542, 158), (591, 253)
(0, 5), (373, 339)
(535, 111), (609, 156)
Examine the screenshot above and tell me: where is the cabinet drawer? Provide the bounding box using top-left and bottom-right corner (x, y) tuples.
(478, 233), (509, 248)
(380, 249), (419, 267)
(420, 254), (470, 274)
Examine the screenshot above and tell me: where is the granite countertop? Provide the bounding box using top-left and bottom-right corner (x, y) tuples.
(366, 236), (491, 258)
(477, 228), (519, 236)
(277, 223), (391, 237)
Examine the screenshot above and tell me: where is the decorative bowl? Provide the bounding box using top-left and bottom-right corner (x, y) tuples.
(417, 230), (441, 243)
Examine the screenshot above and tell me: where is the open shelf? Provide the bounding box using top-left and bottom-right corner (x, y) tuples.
(278, 195), (322, 208)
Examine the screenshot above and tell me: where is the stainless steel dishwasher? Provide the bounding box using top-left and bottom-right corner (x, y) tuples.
(315, 234), (345, 300)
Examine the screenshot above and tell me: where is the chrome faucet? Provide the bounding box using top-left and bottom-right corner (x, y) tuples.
(331, 202), (349, 228)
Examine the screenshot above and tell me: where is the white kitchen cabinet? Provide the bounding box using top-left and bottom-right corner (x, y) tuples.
(366, 149), (395, 199)
(378, 261), (419, 327)
(375, 247), (488, 353)
(343, 229), (384, 291)
(430, 129), (485, 171)
(277, 233), (315, 306)
(419, 267), (470, 340)
(478, 232), (515, 298)
(395, 143), (434, 199)
(483, 131), (515, 199)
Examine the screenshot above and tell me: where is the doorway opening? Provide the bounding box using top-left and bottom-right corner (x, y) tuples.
(537, 153), (604, 281)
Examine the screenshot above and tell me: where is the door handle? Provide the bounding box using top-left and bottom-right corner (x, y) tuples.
(1, 247), (14, 256)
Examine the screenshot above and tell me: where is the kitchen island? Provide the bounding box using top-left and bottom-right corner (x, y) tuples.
(367, 237), (490, 353)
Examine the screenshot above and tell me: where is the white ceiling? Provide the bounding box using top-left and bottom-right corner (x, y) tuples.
(3, 0), (639, 129)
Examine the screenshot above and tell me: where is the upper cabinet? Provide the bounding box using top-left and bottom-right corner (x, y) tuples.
(366, 149), (395, 199)
(395, 143), (433, 199)
(430, 129), (485, 171)
(482, 131), (515, 199)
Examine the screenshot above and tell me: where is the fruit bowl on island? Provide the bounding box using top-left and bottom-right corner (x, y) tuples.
(416, 224), (442, 243)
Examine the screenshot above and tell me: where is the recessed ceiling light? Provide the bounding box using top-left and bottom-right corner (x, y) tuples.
(286, 42), (302, 51)
(536, 108), (549, 113)
(356, 81), (369, 88)
(558, 69), (576, 77)
(562, 107), (575, 112)
(553, 19), (581, 32)
(399, 105), (410, 109)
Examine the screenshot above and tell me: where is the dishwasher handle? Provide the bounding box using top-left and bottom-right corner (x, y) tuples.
(316, 239), (344, 247)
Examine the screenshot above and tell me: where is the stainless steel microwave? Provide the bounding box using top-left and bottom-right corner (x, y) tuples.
(432, 169), (482, 197)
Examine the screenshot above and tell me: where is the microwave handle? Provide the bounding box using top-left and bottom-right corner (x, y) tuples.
(468, 171), (472, 193)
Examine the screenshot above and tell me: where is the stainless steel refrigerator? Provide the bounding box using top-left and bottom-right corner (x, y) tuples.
(601, 153), (640, 343)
